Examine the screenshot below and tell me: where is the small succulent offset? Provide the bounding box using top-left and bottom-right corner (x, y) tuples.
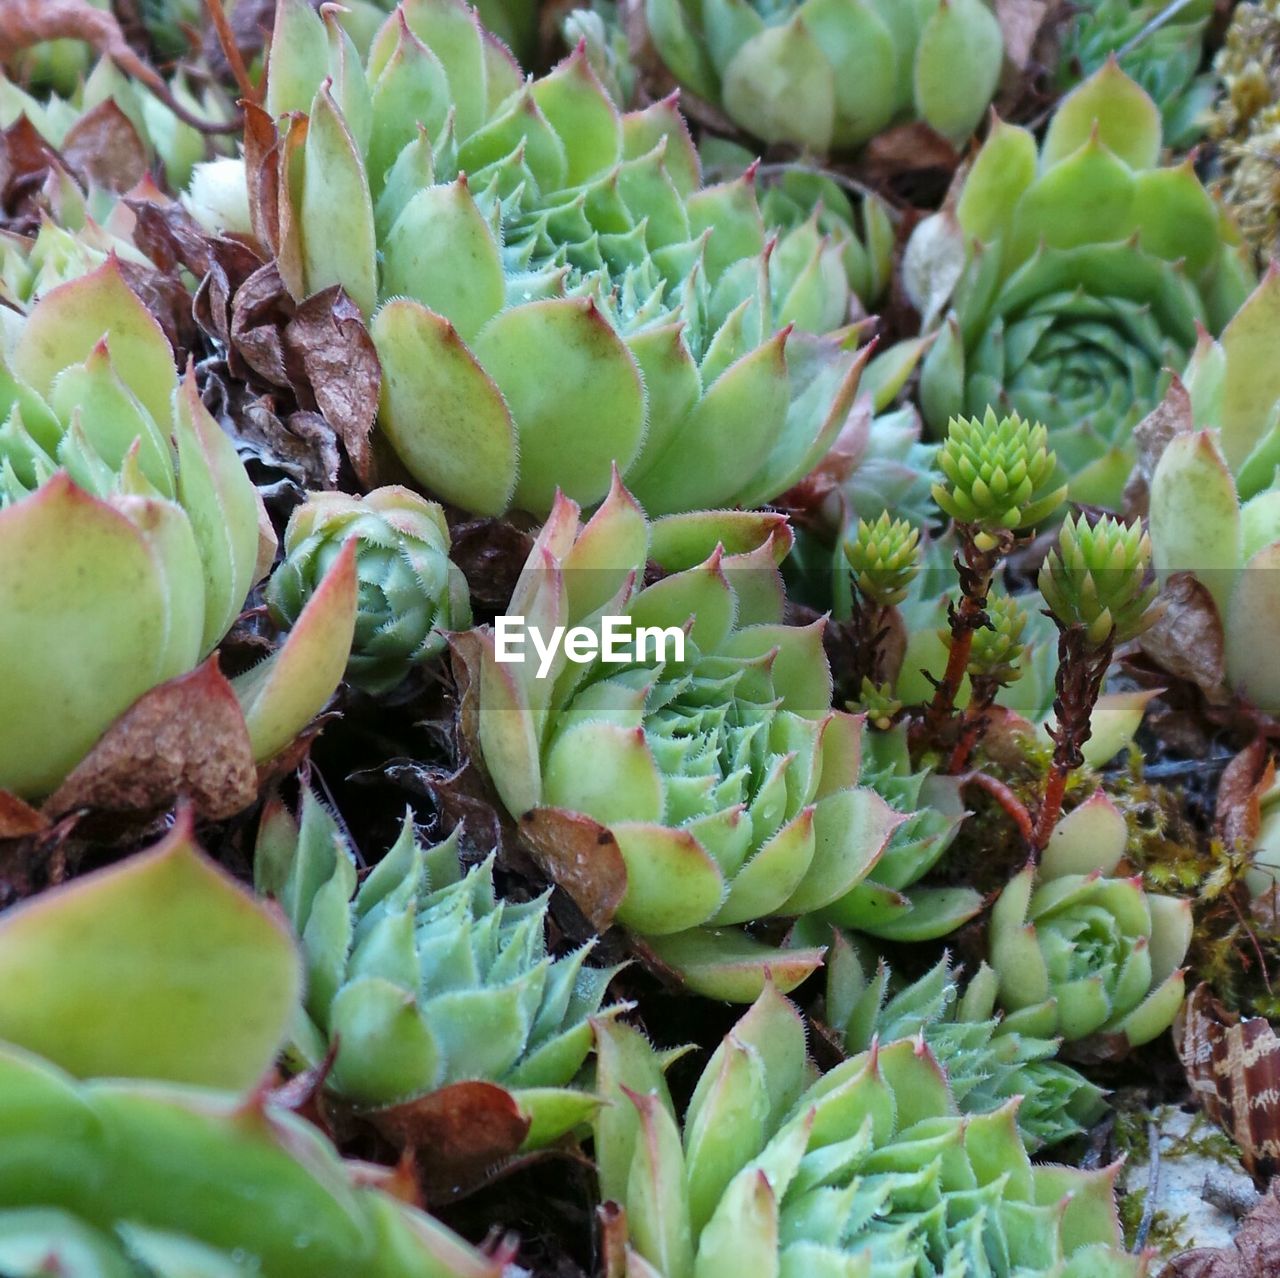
(824, 937), (1108, 1151)
(0, 261), (355, 799)
(932, 409), (1068, 547)
(241, 0), (870, 519)
(0, 816), (500, 1278)
(1035, 513), (1157, 844)
(922, 410), (1066, 742)
(992, 793), (1193, 1051)
(910, 62), (1254, 507)
(255, 788), (617, 1147)
(1058, 1), (1216, 147)
(844, 511), (921, 608)
(267, 487), (471, 695)
(456, 476), (906, 1001)
(638, 0), (1003, 154)
(594, 986), (1143, 1278)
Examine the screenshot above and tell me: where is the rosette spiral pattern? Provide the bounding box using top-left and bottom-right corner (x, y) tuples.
(458, 477), (906, 1001)
(249, 0), (869, 518)
(255, 789), (617, 1146)
(913, 63), (1253, 507)
(990, 794), (1192, 1048)
(267, 487), (471, 694)
(594, 986), (1143, 1278)
(640, 0), (1004, 154)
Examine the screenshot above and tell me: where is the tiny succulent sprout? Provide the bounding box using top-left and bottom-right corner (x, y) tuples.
(991, 793), (1193, 1051)
(932, 408), (1069, 547)
(850, 676), (903, 730)
(255, 787), (620, 1152)
(1038, 513), (1159, 648)
(843, 511), (922, 607)
(964, 591), (1029, 686)
(266, 486), (471, 695)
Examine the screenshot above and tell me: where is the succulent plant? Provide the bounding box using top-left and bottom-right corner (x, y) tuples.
(638, 0), (1004, 155)
(236, 0), (872, 519)
(910, 62), (1254, 508)
(255, 787), (616, 1147)
(963, 589), (1028, 687)
(1058, 2), (1215, 147)
(848, 677), (902, 731)
(0, 815), (501, 1278)
(455, 475), (906, 1001)
(0, 261), (356, 799)
(991, 793), (1192, 1049)
(815, 722), (978, 942)
(1038, 513), (1158, 649)
(824, 938), (1108, 1151)
(844, 511), (921, 608)
(594, 985), (1143, 1278)
(932, 409), (1068, 543)
(267, 486), (471, 695)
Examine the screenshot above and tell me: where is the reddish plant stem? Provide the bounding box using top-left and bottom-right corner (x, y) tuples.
(205, 0), (258, 105)
(1032, 626), (1114, 850)
(946, 683), (998, 774)
(960, 770), (1034, 845)
(919, 528), (1010, 745)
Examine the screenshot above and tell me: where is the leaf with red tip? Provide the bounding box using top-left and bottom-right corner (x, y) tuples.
(0, 810), (301, 1088)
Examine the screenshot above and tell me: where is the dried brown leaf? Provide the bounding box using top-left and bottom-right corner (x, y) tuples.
(1124, 376), (1194, 517)
(861, 123), (961, 184)
(1166, 1182), (1280, 1276)
(0, 791), (47, 839)
(1141, 571), (1227, 697)
(995, 0), (1050, 71)
(282, 287), (379, 488)
(42, 657), (258, 822)
(60, 99), (146, 192)
(518, 806), (627, 933)
(371, 1080), (531, 1198)
(1217, 740), (1274, 851)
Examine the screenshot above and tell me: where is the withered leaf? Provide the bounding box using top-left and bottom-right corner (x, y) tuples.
(1176, 983), (1280, 1185)
(518, 806), (627, 934)
(282, 286), (379, 489)
(371, 1080), (531, 1199)
(995, 0), (1050, 71)
(1141, 571), (1227, 697)
(1124, 376), (1194, 517)
(1217, 740), (1274, 852)
(861, 122), (960, 184)
(0, 791), (47, 840)
(60, 99), (147, 193)
(42, 657), (258, 822)
(1166, 1182), (1280, 1277)
(230, 261), (294, 386)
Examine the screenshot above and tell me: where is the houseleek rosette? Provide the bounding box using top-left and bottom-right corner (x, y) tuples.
(815, 723), (979, 942)
(0, 817), (499, 1278)
(240, 0), (872, 518)
(255, 788), (618, 1148)
(0, 260), (355, 799)
(594, 986), (1142, 1278)
(640, 0), (1003, 154)
(455, 476), (904, 1002)
(911, 61), (1254, 507)
(267, 486), (471, 694)
(1058, 0), (1215, 147)
(823, 939), (1107, 1151)
(990, 793), (1192, 1049)
(1143, 270), (1280, 716)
